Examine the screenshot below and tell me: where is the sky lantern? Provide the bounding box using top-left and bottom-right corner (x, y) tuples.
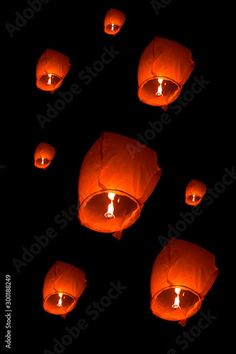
(36, 49), (70, 92)
(78, 132), (161, 239)
(104, 8), (126, 35)
(43, 261), (87, 316)
(150, 239), (218, 325)
(185, 179), (207, 206)
(34, 142), (56, 169)
(138, 37), (194, 108)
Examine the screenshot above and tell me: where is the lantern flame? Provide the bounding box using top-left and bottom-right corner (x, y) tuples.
(156, 78), (164, 96)
(47, 73), (52, 85)
(57, 292), (63, 307)
(172, 287), (181, 309)
(41, 157), (45, 165)
(192, 194), (196, 202)
(111, 23), (115, 31)
(104, 192), (116, 219)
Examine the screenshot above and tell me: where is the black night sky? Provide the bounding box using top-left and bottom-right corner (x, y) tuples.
(1, 0), (233, 353)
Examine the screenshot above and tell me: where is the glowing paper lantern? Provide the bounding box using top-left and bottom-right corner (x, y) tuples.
(78, 132), (161, 238)
(150, 239), (218, 324)
(36, 49), (70, 92)
(34, 142), (56, 169)
(43, 261), (87, 316)
(138, 37), (194, 107)
(104, 8), (126, 35)
(185, 179), (207, 206)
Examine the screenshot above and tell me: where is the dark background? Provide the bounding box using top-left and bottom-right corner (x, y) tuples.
(1, 0), (233, 353)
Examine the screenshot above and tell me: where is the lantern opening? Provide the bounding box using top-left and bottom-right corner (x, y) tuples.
(152, 286), (201, 321)
(139, 76), (180, 106)
(187, 194), (201, 204)
(36, 157), (50, 167)
(39, 73), (61, 87)
(106, 23), (120, 33)
(79, 190), (141, 233)
(44, 292), (75, 315)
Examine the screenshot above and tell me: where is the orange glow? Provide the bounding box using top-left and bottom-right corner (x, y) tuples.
(104, 9), (126, 35)
(36, 49), (70, 92)
(156, 78), (163, 96)
(172, 288), (181, 309)
(138, 37), (194, 107)
(34, 143), (56, 169)
(185, 180), (207, 206)
(43, 261), (87, 316)
(150, 239), (219, 324)
(104, 192), (116, 219)
(78, 132), (161, 236)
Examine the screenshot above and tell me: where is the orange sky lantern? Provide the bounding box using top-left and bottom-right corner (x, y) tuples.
(36, 49), (70, 92)
(34, 142), (56, 169)
(104, 8), (126, 35)
(185, 179), (207, 206)
(78, 132), (161, 238)
(43, 261), (87, 316)
(138, 37), (194, 108)
(150, 239), (218, 325)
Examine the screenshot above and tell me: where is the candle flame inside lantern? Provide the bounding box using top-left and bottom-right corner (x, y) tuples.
(156, 78), (164, 96)
(47, 73), (52, 85)
(57, 293), (63, 307)
(172, 287), (181, 309)
(104, 192), (116, 219)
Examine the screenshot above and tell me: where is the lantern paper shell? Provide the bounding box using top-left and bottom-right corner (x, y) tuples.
(104, 8), (126, 35)
(150, 239), (218, 322)
(78, 132), (161, 234)
(36, 49), (71, 92)
(138, 37), (194, 107)
(43, 261), (87, 316)
(185, 179), (207, 206)
(34, 143), (56, 169)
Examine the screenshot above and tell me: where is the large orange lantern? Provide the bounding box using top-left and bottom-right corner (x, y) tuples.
(43, 261), (87, 316)
(150, 239), (218, 324)
(36, 49), (70, 92)
(78, 132), (161, 238)
(138, 37), (194, 107)
(185, 179), (207, 206)
(34, 142), (56, 169)
(104, 8), (126, 35)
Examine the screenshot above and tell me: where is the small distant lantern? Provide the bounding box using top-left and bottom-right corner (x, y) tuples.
(78, 132), (161, 238)
(138, 37), (194, 108)
(104, 8), (126, 35)
(34, 142), (56, 169)
(150, 239), (218, 324)
(185, 179), (207, 206)
(36, 49), (71, 92)
(43, 261), (87, 316)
